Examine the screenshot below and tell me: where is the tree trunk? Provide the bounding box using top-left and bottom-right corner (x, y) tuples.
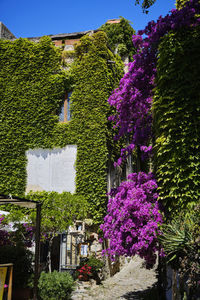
(47, 236), (54, 273)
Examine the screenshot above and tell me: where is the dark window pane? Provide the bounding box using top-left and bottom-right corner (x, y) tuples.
(59, 102), (65, 122)
(67, 92), (72, 121)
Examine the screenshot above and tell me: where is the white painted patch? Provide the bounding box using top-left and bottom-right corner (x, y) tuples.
(26, 145), (77, 193)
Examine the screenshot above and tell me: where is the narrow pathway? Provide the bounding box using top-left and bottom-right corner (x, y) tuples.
(71, 256), (158, 300)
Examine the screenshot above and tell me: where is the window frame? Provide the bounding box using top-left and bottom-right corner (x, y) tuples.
(59, 92), (72, 122)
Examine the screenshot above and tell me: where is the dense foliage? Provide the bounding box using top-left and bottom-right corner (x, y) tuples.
(0, 214), (34, 247)
(102, 0), (200, 269)
(0, 37), (66, 196)
(100, 17), (136, 60)
(0, 31), (124, 224)
(67, 31), (124, 222)
(108, 0), (200, 168)
(38, 270), (74, 300)
(27, 191), (88, 233)
(154, 27), (200, 214)
(100, 172), (162, 268)
(176, 0), (191, 9)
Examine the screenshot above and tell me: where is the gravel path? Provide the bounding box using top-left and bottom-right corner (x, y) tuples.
(71, 256), (158, 300)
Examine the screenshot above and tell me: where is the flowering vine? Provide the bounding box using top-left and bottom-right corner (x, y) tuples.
(100, 172), (162, 268)
(108, 0), (200, 165)
(101, 0), (200, 268)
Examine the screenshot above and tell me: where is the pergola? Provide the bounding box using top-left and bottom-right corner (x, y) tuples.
(0, 194), (41, 300)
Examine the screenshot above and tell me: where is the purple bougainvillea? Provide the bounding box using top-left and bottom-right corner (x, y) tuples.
(109, 0), (200, 166)
(100, 172), (162, 268)
(101, 0), (200, 268)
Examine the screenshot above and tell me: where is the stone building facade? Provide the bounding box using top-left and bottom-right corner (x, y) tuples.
(0, 21), (130, 276)
(0, 22), (15, 39)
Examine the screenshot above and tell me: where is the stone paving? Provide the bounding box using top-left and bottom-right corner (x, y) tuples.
(71, 256), (158, 300)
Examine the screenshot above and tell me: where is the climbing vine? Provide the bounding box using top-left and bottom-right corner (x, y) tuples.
(0, 36), (66, 196)
(154, 27), (200, 214)
(67, 32), (124, 222)
(100, 172), (163, 268)
(101, 0), (200, 265)
(0, 32), (124, 224)
(100, 17), (136, 60)
(48, 31), (124, 223)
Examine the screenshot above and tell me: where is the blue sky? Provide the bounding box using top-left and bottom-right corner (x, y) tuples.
(0, 0), (175, 38)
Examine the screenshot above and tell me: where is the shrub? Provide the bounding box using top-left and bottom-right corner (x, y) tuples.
(85, 256), (104, 273)
(0, 245), (33, 288)
(38, 271), (74, 300)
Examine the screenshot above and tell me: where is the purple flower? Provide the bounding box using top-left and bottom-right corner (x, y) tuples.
(100, 172), (163, 268)
(108, 0), (200, 166)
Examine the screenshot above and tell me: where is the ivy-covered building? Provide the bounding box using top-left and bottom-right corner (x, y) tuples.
(0, 19), (135, 225)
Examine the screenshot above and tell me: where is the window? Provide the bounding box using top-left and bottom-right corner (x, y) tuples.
(59, 92), (72, 122)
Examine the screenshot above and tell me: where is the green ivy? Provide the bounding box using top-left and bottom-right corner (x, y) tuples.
(176, 0), (189, 9)
(61, 32), (124, 223)
(176, 0), (200, 9)
(153, 28), (200, 216)
(99, 17), (136, 60)
(0, 36), (66, 196)
(50, 32), (124, 224)
(176, 0), (186, 9)
(0, 32), (123, 224)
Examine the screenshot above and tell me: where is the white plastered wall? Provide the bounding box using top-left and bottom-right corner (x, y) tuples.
(26, 145), (77, 193)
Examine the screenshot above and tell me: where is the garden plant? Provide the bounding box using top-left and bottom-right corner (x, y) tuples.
(101, 0), (200, 297)
(38, 270), (74, 300)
